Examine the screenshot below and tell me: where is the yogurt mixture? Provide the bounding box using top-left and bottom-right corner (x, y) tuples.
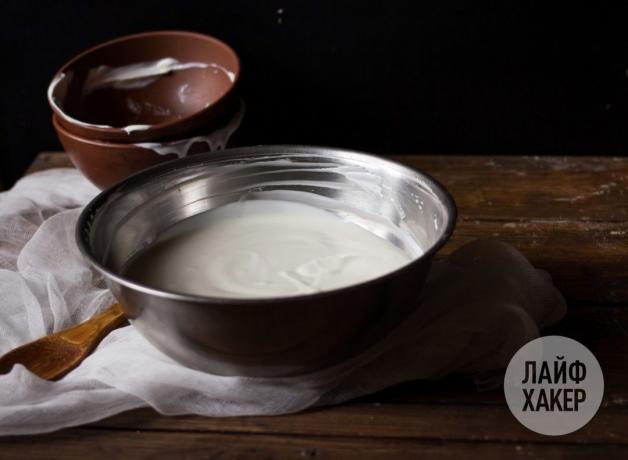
(125, 200), (415, 298)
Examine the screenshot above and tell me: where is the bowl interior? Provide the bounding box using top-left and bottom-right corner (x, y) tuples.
(50, 32), (239, 129)
(80, 147), (455, 299)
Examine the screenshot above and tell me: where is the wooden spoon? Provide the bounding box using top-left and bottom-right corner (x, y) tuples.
(0, 303), (126, 381)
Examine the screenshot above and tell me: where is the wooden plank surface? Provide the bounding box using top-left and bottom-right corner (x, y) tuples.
(4, 429), (628, 460)
(88, 402), (628, 445)
(5, 152), (626, 458)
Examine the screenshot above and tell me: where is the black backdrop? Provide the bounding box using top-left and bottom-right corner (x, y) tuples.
(2, 1), (628, 187)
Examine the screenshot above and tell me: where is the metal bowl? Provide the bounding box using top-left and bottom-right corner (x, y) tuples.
(76, 146), (457, 377)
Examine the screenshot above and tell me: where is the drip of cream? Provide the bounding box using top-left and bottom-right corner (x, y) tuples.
(135, 98), (245, 158)
(125, 200), (415, 299)
(47, 57), (236, 133)
(122, 124), (152, 134)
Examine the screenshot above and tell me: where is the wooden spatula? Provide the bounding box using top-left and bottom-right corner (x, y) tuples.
(0, 303), (126, 380)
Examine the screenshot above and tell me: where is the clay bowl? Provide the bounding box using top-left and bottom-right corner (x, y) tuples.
(53, 112), (241, 190)
(48, 30), (240, 143)
(53, 115), (176, 189)
(76, 146), (457, 377)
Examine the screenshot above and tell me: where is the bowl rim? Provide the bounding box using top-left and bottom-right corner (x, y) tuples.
(47, 30), (240, 136)
(52, 113), (143, 148)
(52, 112), (210, 149)
(76, 145), (458, 305)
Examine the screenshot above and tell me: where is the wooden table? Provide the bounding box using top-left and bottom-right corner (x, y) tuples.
(2, 152), (627, 458)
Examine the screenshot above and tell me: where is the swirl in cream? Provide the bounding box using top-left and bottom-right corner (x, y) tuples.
(125, 200), (415, 298)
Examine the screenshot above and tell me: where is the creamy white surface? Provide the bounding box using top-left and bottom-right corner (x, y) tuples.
(82, 58), (211, 95)
(126, 200), (415, 298)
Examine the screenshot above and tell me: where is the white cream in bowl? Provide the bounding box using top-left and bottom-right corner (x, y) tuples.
(125, 199), (416, 298)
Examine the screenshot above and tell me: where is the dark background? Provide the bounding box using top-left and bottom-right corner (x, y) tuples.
(2, 1), (628, 188)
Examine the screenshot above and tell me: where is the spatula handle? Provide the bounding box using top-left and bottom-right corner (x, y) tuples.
(0, 303), (126, 380)
(61, 303), (127, 344)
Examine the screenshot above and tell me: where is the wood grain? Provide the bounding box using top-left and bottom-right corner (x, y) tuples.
(87, 403), (628, 445)
(445, 220), (628, 303)
(3, 429), (628, 460)
(25, 152), (74, 174)
(402, 155), (628, 222)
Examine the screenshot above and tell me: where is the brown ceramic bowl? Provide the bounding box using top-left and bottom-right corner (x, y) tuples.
(53, 115), (176, 189)
(48, 30), (240, 143)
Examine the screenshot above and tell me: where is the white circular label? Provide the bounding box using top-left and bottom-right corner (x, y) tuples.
(504, 335), (604, 436)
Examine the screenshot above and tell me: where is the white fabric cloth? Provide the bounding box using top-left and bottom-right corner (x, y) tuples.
(0, 169), (566, 435)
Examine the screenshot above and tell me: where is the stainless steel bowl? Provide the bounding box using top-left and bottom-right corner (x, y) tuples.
(77, 145), (456, 377)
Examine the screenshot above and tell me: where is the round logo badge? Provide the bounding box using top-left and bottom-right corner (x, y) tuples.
(504, 335), (604, 436)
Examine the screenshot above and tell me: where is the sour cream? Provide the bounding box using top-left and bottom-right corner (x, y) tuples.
(125, 200), (415, 298)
